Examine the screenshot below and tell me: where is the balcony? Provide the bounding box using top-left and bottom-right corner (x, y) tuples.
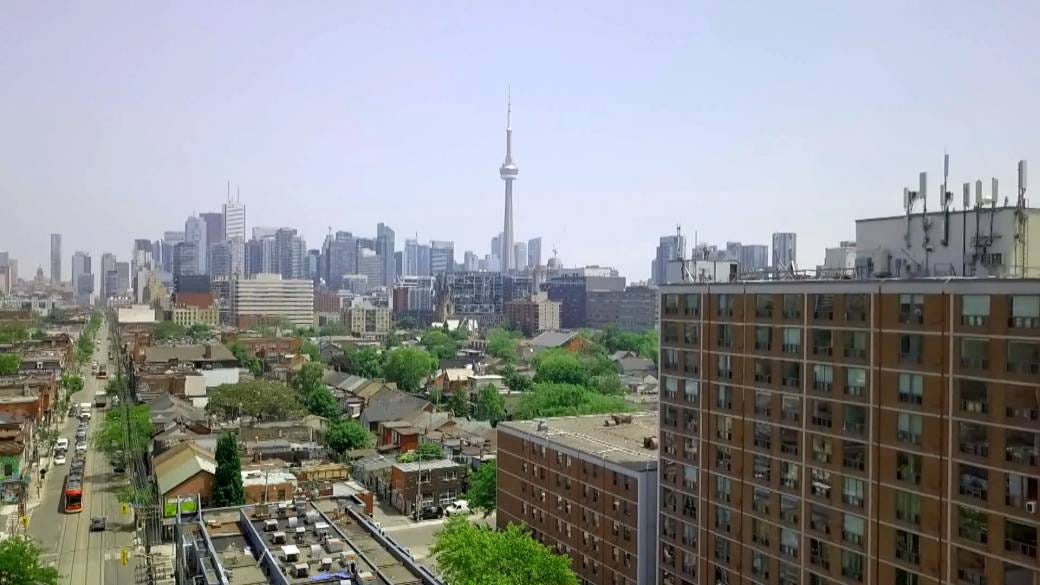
(896, 468), (921, 485)
(718, 369), (733, 380)
(1005, 539), (1038, 559)
(813, 310), (834, 321)
(1007, 406), (1040, 422)
(781, 343), (800, 354)
(782, 377), (801, 388)
(957, 568), (987, 585)
(754, 341), (772, 351)
(960, 356), (989, 370)
(844, 347), (867, 359)
(1009, 316), (1040, 329)
(895, 546), (920, 565)
(813, 345), (833, 356)
(845, 310), (866, 322)
(752, 532), (770, 547)
(959, 442), (990, 458)
(782, 410), (800, 423)
(810, 519), (831, 535)
(1007, 360), (1040, 375)
(899, 351), (922, 365)
(958, 525), (988, 545)
(1006, 447), (1039, 467)
(782, 308), (801, 320)
(810, 553), (830, 570)
(811, 415), (833, 429)
(780, 544), (798, 558)
(842, 530), (863, 546)
(960, 400), (988, 415)
(753, 500), (769, 515)
(781, 442), (799, 456)
(755, 371), (773, 384)
(844, 384), (865, 398)
(897, 430), (919, 444)
(753, 436), (772, 450)
(961, 315), (988, 327)
(842, 494), (864, 508)
(899, 311), (925, 325)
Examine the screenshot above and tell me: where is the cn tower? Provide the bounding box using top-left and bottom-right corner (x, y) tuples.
(499, 90), (518, 273)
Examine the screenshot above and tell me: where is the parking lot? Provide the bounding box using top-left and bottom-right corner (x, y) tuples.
(368, 499), (495, 571)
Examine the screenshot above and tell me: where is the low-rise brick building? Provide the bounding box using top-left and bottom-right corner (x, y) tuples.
(389, 458), (466, 516)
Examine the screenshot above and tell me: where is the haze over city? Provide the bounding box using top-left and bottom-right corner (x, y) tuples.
(3, 1), (1039, 279)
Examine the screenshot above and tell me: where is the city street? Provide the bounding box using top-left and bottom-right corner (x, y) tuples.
(26, 319), (137, 585)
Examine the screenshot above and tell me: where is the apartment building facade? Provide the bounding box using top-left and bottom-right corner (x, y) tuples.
(658, 279), (1040, 585)
(497, 414), (659, 585)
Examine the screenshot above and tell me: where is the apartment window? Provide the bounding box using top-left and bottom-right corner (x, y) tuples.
(780, 527), (799, 558)
(810, 504), (832, 535)
(843, 476), (865, 508)
(898, 373), (923, 405)
(899, 334), (924, 364)
(780, 427), (800, 456)
(663, 348), (679, 369)
(781, 395), (801, 423)
(841, 549), (864, 582)
(751, 550), (769, 580)
(684, 294), (700, 316)
(843, 514), (864, 545)
(716, 385), (733, 410)
(782, 294), (801, 319)
(1005, 472), (1039, 510)
(845, 294), (867, 321)
(716, 475), (732, 503)
(779, 563), (799, 585)
(959, 464), (989, 501)
(714, 505), (732, 532)
(683, 322), (698, 345)
(663, 322), (681, 343)
(683, 464), (698, 491)
(811, 468), (832, 499)
(809, 538), (830, 569)
(664, 294), (680, 315)
(897, 412), (922, 445)
(845, 367), (867, 397)
(753, 453), (772, 483)
(811, 436), (832, 464)
(1009, 294), (1040, 328)
(843, 441), (865, 471)
(812, 328), (833, 355)
(753, 422), (772, 450)
(714, 535), (730, 563)
(844, 330), (868, 359)
(1005, 429), (1039, 466)
(715, 447), (732, 473)
(959, 379), (988, 414)
(812, 364), (834, 393)
(896, 530), (921, 565)
(814, 294), (835, 320)
(716, 415), (733, 441)
(717, 324), (733, 349)
(781, 328), (801, 354)
(754, 390), (772, 417)
(717, 294), (733, 318)
(811, 401), (833, 429)
(960, 338), (990, 370)
(897, 451), (922, 485)
(899, 294), (925, 324)
(683, 408), (697, 433)
(755, 326), (772, 351)
(684, 379), (699, 403)
(663, 376), (678, 400)
(961, 295), (990, 326)
(1003, 519), (1037, 558)
(781, 463), (800, 491)
(895, 569), (920, 585)
(958, 506), (989, 544)
(684, 350), (698, 375)
(895, 490), (921, 524)
(958, 422), (989, 458)
(1007, 340), (1040, 374)
(844, 404), (866, 435)
(717, 355), (732, 379)
(782, 361), (801, 388)
(752, 487), (770, 515)
(755, 295), (774, 319)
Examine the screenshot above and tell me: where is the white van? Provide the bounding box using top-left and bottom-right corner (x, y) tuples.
(55, 438), (69, 451)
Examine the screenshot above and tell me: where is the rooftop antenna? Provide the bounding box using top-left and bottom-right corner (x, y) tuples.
(676, 225), (693, 283)
(941, 153), (953, 246)
(227, 180), (230, 201)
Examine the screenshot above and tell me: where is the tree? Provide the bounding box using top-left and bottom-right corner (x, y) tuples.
(152, 321), (186, 341)
(383, 330), (401, 350)
(186, 323), (212, 341)
(501, 364), (533, 393)
(227, 341), (263, 377)
(0, 354), (20, 375)
(0, 535), (62, 585)
(474, 385), (506, 426)
(206, 380), (305, 421)
(60, 374), (84, 396)
(431, 516), (577, 585)
(594, 326), (658, 362)
(515, 383), (629, 420)
(486, 328), (520, 362)
(213, 432), (245, 507)
(420, 330), (459, 360)
(301, 340), (321, 363)
(383, 347), (437, 392)
(324, 419), (375, 455)
(92, 405), (153, 457)
(447, 389), (470, 418)
(0, 325), (28, 345)
(293, 362), (324, 394)
(532, 350), (589, 386)
(397, 442), (443, 463)
(396, 316), (418, 331)
(303, 386), (341, 420)
(105, 373), (128, 397)
(336, 346), (383, 378)
(466, 461), (496, 516)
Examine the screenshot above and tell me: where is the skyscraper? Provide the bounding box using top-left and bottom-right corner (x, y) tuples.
(223, 195), (246, 240)
(50, 233), (62, 284)
(376, 223), (396, 287)
(71, 251), (92, 304)
(322, 231), (356, 289)
(100, 253), (116, 299)
(430, 240), (454, 275)
(499, 93), (518, 273)
(463, 250), (478, 271)
(274, 228), (297, 280)
(200, 212), (224, 249)
(513, 241), (527, 272)
(184, 216), (208, 274)
(772, 231), (798, 270)
(528, 237), (542, 267)
(652, 233), (686, 285)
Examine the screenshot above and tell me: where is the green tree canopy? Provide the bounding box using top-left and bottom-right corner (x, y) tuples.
(420, 330), (459, 360)
(501, 364), (533, 393)
(213, 432), (245, 507)
(474, 385), (506, 426)
(0, 325), (29, 345)
(301, 340), (321, 363)
(397, 441), (444, 463)
(293, 362), (324, 394)
(431, 517), (577, 585)
(206, 380), (305, 421)
(447, 389), (470, 418)
(105, 373), (128, 397)
(466, 461), (497, 517)
(60, 374), (84, 395)
(324, 419), (375, 455)
(0, 536), (61, 585)
(486, 328), (520, 362)
(515, 383), (629, 420)
(186, 323), (213, 341)
(153, 320), (187, 341)
(303, 385), (341, 420)
(593, 326), (658, 362)
(92, 405), (153, 457)
(228, 341), (263, 377)
(0, 354), (21, 375)
(532, 350), (589, 386)
(335, 346), (383, 378)
(395, 316), (418, 330)
(383, 347), (437, 392)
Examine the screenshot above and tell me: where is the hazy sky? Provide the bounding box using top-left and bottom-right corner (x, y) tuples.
(2, 2), (1038, 282)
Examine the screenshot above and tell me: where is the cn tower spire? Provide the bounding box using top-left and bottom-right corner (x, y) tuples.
(499, 87), (518, 273)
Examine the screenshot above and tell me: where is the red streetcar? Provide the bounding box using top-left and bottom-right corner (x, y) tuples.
(64, 474), (83, 513)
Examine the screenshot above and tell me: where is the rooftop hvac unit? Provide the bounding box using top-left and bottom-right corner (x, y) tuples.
(287, 516), (298, 528)
(319, 558), (333, 571)
(263, 519), (278, 532)
(1027, 501), (1037, 514)
(310, 543), (323, 558)
(292, 563), (309, 578)
(271, 531), (286, 544)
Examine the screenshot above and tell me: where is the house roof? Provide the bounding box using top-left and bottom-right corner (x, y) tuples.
(393, 458), (463, 473)
(146, 392), (209, 423)
(403, 410), (451, 433)
(610, 350), (637, 361)
(321, 370), (350, 388)
(154, 442), (217, 496)
(617, 357), (656, 375)
(144, 343), (236, 364)
(439, 368), (472, 382)
(353, 379), (395, 400)
(359, 390), (431, 427)
(530, 330), (579, 348)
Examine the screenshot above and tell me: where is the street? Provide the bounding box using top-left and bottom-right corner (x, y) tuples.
(372, 500), (496, 573)
(26, 319), (137, 585)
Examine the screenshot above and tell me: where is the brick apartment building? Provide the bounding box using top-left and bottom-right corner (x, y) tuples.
(497, 413), (659, 585)
(658, 280), (1040, 585)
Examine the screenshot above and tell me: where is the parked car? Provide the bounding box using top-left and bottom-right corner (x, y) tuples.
(444, 500), (470, 516)
(54, 454), (67, 465)
(90, 517), (106, 532)
(55, 438), (69, 451)
(413, 505), (443, 521)
(76, 442), (88, 452)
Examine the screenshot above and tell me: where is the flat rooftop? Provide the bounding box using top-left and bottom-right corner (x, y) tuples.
(499, 413), (659, 470)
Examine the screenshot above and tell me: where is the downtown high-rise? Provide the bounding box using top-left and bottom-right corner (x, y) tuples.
(658, 280), (1040, 585)
(50, 233), (62, 284)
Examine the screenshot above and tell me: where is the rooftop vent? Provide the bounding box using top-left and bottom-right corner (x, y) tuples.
(643, 436), (658, 450)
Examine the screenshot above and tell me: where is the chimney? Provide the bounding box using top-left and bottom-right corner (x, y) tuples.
(204, 344), (212, 359)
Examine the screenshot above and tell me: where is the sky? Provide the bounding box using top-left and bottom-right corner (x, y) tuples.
(2, 1), (1039, 282)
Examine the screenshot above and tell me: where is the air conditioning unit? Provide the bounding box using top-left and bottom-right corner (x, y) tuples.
(1026, 501), (1037, 514)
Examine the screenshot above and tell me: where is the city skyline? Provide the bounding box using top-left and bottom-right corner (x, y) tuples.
(3, 2), (1040, 281)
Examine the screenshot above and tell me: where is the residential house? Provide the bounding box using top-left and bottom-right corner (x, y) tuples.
(143, 343), (238, 369)
(0, 413), (31, 503)
(358, 389), (432, 433)
(430, 367), (472, 397)
(388, 458), (467, 515)
(154, 441), (217, 508)
(241, 467), (298, 503)
(0, 374), (58, 424)
(526, 330), (588, 355)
